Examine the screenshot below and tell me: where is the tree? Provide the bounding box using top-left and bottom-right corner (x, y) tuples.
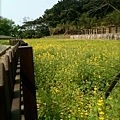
(0, 16), (16, 36)
(21, 0), (120, 38)
(103, 11), (120, 26)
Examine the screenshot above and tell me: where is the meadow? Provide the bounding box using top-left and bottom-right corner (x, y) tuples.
(0, 39), (120, 119)
(0, 40), (9, 45)
(24, 39), (120, 120)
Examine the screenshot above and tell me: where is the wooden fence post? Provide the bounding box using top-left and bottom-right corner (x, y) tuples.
(0, 63), (7, 120)
(0, 63), (10, 120)
(19, 46), (37, 120)
(115, 26), (118, 33)
(105, 73), (120, 99)
(3, 55), (12, 106)
(6, 50), (14, 93)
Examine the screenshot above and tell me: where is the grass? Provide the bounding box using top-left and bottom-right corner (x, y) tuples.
(25, 38), (120, 120)
(0, 40), (9, 45)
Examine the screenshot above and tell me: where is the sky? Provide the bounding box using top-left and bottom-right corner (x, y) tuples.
(1, 0), (58, 25)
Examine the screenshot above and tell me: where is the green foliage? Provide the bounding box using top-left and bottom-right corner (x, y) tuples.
(26, 39), (120, 119)
(103, 11), (120, 26)
(21, 0), (120, 38)
(0, 40), (9, 45)
(0, 16), (17, 36)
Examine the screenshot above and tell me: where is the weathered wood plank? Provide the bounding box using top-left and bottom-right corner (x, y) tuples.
(19, 46), (37, 120)
(0, 63), (10, 120)
(11, 63), (21, 120)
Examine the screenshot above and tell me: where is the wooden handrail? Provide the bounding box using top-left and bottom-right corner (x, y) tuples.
(0, 41), (37, 120)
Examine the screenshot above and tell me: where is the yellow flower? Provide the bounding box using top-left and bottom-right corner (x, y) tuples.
(98, 107), (102, 111)
(99, 117), (105, 120)
(97, 103), (102, 106)
(55, 88), (59, 93)
(80, 112), (83, 117)
(88, 104), (92, 109)
(60, 112), (64, 115)
(93, 91), (97, 94)
(98, 98), (103, 103)
(99, 111), (104, 115)
(78, 107), (81, 112)
(97, 98), (104, 106)
(85, 112), (88, 116)
(108, 97), (112, 100)
(98, 75), (101, 79)
(80, 102), (83, 105)
(37, 104), (40, 109)
(80, 112), (83, 115)
(94, 86), (97, 91)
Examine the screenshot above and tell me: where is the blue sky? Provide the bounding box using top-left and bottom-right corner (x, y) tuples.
(1, 0), (58, 25)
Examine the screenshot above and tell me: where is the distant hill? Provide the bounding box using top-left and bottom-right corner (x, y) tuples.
(21, 0), (120, 38)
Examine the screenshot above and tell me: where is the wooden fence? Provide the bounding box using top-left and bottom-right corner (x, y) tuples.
(70, 26), (120, 39)
(0, 40), (37, 120)
(70, 26), (120, 35)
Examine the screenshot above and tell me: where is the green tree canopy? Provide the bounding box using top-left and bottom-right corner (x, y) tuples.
(0, 16), (17, 36)
(21, 0), (120, 38)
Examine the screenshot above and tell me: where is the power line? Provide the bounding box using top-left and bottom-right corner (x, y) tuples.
(108, 3), (120, 13)
(87, 1), (120, 15)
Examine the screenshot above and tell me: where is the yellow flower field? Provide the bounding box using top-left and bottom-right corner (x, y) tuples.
(25, 39), (120, 120)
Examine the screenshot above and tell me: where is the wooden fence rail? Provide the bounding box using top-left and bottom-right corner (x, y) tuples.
(0, 40), (37, 120)
(70, 26), (120, 35)
(70, 26), (120, 39)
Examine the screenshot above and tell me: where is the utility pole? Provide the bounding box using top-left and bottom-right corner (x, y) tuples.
(0, 0), (1, 16)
